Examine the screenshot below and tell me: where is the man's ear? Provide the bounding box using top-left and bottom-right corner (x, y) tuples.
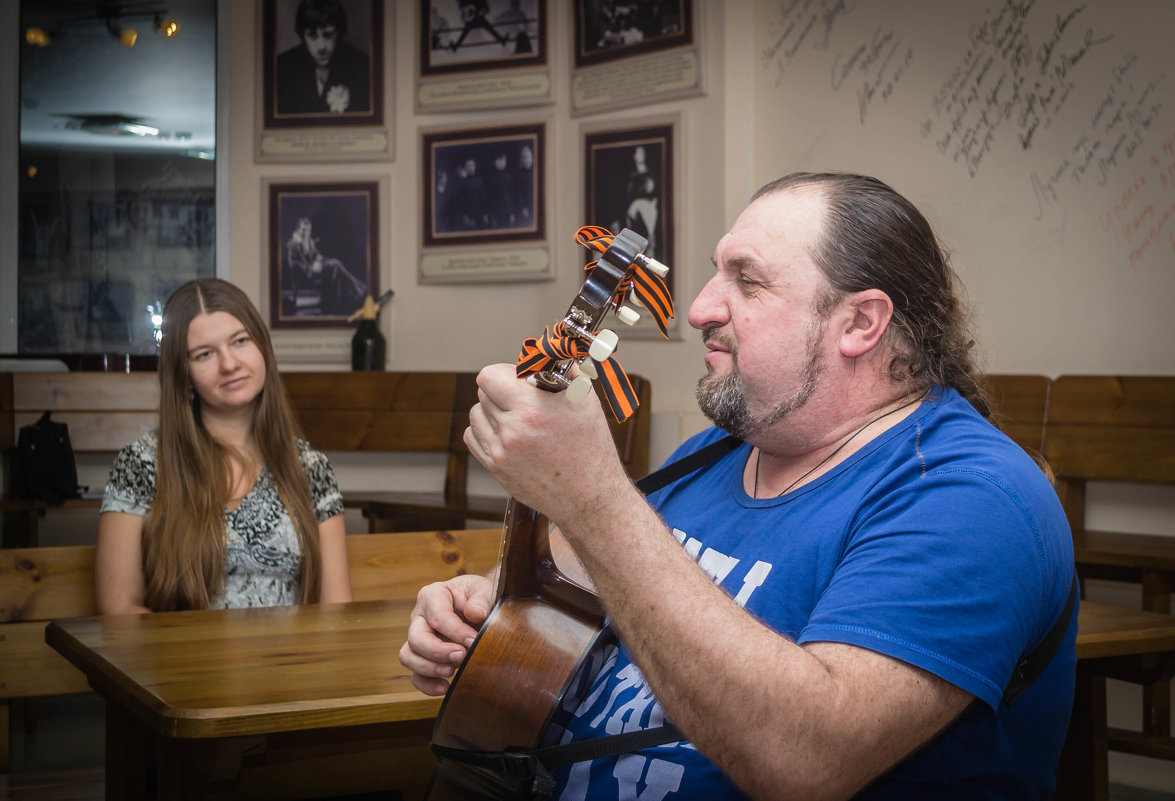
(839, 289), (893, 358)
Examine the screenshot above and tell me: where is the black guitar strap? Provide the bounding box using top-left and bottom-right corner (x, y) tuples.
(432, 433), (1077, 796)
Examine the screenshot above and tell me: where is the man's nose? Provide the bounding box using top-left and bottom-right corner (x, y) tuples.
(687, 275), (726, 331)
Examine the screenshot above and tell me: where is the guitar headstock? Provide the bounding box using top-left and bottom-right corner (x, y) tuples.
(516, 226), (673, 422)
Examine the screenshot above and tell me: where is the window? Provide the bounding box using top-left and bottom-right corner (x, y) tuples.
(17, 0), (218, 356)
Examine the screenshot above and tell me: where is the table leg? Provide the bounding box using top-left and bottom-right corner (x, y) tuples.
(1054, 671), (1107, 801)
(1141, 572), (1172, 742)
(104, 702), (152, 801)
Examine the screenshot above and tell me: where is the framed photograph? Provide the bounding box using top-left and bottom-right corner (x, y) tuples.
(266, 181), (380, 329)
(584, 120), (678, 337)
(573, 0), (692, 68)
(258, 0), (393, 161)
(421, 0), (546, 76)
(423, 123), (544, 247)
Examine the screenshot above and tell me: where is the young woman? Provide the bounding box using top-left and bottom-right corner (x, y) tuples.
(95, 278), (352, 613)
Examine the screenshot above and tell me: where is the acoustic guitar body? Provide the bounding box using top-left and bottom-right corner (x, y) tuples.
(427, 503), (606, 800)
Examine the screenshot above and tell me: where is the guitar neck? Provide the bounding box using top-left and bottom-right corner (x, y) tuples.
(498, 499), (601, 625)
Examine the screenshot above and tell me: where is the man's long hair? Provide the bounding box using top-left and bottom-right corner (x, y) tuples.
(753, 172), (990, 417)
(143, 278), (322, 610)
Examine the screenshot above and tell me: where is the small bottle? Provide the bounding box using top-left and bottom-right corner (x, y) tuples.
(351, 318), (386, 371)
(348, 290), (393, 371)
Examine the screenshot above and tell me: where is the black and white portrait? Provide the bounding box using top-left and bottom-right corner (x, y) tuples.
(269, 183), (379, 328)
(264, 0), (384, 127)
(574, 0), (691, 67)
(585, 127), (672, 265)
(422, 0), (545, 75)
(424, 125), (544, 246)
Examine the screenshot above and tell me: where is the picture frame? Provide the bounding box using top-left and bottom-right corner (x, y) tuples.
(570, 0), (699, 114)
(573, 0), (692, 68)
(421, 0), (546, 77)
(583, 119), (679, 338)
(419, 122), (551, 283)
(265, 180), (381, 330)
(257, 0), (394, 162)
(415, 1), (552, 113)
(422, 123), (544, 247)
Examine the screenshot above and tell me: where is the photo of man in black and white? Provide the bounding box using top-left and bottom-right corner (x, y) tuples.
(590, 139), (668, 263)
(274, 0), (372, 116)
(275, 190), (373, 323)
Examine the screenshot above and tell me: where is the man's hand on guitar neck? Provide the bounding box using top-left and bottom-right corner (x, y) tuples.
(463, 363), (635, 526)
(399, 572), (496, 696)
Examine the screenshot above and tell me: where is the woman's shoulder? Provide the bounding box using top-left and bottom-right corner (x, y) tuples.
(295, 438), (332, 467)
(116, 430), (159, 464)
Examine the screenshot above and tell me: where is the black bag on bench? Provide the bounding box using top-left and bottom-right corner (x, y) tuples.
(10, 410), (81, 505)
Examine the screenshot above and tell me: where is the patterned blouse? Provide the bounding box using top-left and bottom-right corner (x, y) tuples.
(101, 432), (344, 609)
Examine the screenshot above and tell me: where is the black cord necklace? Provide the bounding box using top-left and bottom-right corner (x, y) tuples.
(753, 396), (923, 498)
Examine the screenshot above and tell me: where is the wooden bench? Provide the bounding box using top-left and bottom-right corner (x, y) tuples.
(0, 527), (502, 773)
(1044, 374), (1175, 761)
(1, 370), (652, 543)
(980, 373), (1051, 459)
(0, 371), (159, 547)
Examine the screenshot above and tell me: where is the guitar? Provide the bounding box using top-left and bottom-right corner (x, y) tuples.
(426, 226), (673, 800)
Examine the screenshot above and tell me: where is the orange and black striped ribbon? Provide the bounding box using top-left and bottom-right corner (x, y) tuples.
(575, 226), (674, 339)
(515, 323), (639, 423)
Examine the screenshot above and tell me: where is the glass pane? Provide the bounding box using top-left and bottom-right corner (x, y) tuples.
(18, 0), (217, 356)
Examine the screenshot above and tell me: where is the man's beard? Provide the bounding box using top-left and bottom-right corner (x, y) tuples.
(695, 322), (825, 439)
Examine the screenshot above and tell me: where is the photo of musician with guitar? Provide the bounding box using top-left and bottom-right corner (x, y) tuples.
(401, 174), (1076, 800)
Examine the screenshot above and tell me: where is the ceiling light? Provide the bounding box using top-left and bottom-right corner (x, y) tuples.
(25, 27), (52, 46)
(107, 18), (138, 48)
(155, 16), (180, 38)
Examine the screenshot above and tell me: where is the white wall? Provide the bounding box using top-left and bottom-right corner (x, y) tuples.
(224, 2), (728, 480)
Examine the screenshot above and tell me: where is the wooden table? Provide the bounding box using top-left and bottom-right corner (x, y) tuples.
(1058, 601), (1175, 801)
(1073, 531), (1175, 760)
(47, 599), (442, 801)
(46, 597), (1175, 801)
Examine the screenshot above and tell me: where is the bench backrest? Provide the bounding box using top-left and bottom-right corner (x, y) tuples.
(1043, 375), (1175, 526)
(981, 374), (1052, 457)
(0, 371), (159, 453)
(1, 369), (652, 497)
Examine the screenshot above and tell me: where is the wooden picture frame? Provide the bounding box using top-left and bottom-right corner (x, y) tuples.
(421, 0), (546, 76)
(419, 122), (551, 283)
(583, 119), (679, 337)
(422, 123), (544, 247)
(258, 0), (393, 162)
(573, 0), (692, 68)
(266, 180), (380, 329)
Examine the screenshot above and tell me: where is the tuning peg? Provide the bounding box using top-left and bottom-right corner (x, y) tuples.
(589, 329), (618, 362)
(566, 374), (594, 404)
(579, 359), (598, 379)
(615, 306), (640, 326)
(635, 253), (669, 278)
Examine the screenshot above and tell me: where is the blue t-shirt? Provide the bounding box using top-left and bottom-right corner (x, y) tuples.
(549, 388), (1076, 800)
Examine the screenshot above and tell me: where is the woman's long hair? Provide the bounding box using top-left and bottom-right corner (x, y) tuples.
(143, 278), (322, 610)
